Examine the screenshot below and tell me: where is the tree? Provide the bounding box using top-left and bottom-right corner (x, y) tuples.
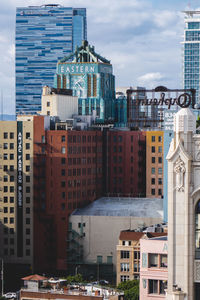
(66, 273), (83, 284)
(117, 280), (139, 300)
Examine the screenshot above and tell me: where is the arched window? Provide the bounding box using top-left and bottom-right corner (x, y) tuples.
(195, 200), (200, 258)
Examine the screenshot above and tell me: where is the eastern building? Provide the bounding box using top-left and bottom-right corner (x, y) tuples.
(16, 5), (87, 115)
(54, 40), (115, 123)
(183, 10), (200, 105)
(166, 108), (200, 299)
(146, 131), (164, 198)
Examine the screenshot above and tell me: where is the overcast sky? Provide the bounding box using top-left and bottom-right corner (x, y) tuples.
(0, 0), (197, 114)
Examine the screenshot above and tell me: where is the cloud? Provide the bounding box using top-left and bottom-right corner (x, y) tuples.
(0, 0), (190, 112)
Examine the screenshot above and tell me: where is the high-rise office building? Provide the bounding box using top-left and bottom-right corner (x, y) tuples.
(183, 10), (200, 104)
(15, 5), (86, 115)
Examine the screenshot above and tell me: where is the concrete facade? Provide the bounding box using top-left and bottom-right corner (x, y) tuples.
(69, 197), (163, 272)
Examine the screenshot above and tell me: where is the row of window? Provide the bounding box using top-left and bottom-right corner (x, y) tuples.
(4, 227), (30, 235)
(60, 168), (102, 177)
(3, 217), (30, 225)
(151, 167), (162, 174)
(149, 254), (167, 268)
(4, 248), (30, 256)
(68, 135), (102, 143)
(151, 146), (162, 153)
(151, 188), (162, 196)
(3, 165), (30, 172)
(3, 186), (31, 193)
(151, 178), (162, 185)
(3, 153), (31, 160)
(151, 136), (162, 142)
(151, 157), (162, 164)
(67, 157), (102, 165)
(3, 196), (31, 203)
(68, 146), (102, 154)
(3, 132), (31, 139)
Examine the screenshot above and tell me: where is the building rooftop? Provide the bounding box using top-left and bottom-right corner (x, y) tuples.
(72, 197), (163, 218)
(150, 236), (168, 241)
(119, 231), (167, 241)
(21, 274), (47, 281)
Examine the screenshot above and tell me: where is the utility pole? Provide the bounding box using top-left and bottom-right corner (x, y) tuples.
(1, 259), (3, 296)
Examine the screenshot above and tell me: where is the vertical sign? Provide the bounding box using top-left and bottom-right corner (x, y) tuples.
(17, 122), (23, 257)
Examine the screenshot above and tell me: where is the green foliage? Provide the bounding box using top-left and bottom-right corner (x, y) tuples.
(117, 280), (139, 300)
(66, 273), (83, 284)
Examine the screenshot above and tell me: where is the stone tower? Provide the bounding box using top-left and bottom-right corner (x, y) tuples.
(166, 108), (200, 300)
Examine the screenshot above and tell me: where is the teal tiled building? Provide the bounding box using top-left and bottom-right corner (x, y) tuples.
(54, 40), (115, 122)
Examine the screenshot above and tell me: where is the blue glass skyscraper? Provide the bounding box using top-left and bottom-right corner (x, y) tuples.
(183, 11), (200, 104)
(16, 5), (86, 115)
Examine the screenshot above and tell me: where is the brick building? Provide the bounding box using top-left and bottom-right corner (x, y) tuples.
(104, 130), (146, 197)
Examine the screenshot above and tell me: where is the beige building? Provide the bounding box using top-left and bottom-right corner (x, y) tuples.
(0, 116), (36, 268)
(69, 197), (163, 274)
(116, 231), (167, 285)
(146, 131), (164, 198)
(40, 86), (78, 120)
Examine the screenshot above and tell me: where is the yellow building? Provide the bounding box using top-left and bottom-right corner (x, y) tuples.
(0, 117), (34, 268)
(146, 131), (164, 198)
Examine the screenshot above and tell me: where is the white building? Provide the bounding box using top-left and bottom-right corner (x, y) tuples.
(166, 108), (200, 300)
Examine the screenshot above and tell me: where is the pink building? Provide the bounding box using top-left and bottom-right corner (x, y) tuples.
(140, 236), (168, 299)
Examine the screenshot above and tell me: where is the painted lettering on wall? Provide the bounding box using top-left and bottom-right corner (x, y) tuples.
(17, 122), (23, 257)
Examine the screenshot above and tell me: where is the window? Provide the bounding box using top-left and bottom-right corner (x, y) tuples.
(3, 154), (8, 160)
(10, 207), (14, 213)
(26, 239), (30, 245)
(26, 208), (30, 214)
(10, 218), (14, 224)
(61, 181), (65, 187)
(10, 154), (14, 160)
(160, 280), (167, 294)
(26, 154), (30, 160)
(4, 217), (8, 224)
(26, 218), (30, 225)
(120, 275), (129, 282)
(26, 143), (30, 149)
(158, 136), (162, 142)
(158, 146), (162, 153)
(151, 178), (155, 185)
(10, 176), (14, 182)
(10, 186), (14, 192)
(61, 158), (66, 164)
(3, 176), (8, 182)
(158, 157), (162, 163)
(61, 147), (66, 154)
(134, 263), (138, 272)
(3, 143), (8, 149)
(158, 189), (162, 195)
(26, 176), (30, 183)
(3, 133), (8, 139)
(61, 169), (65, 176)
(26, 249), (30, 256)
(149, 254), (158, 267)
(97, 256), (102, 263)
(4, 186), (8, 192)
(120, 263), (129, 272)
(10, 165), (14, 171)
(10, 197), (14, 203)
(3, 197), (8, 203)
(107, 256), (112, 264)
(149, 280), (158, 294)
(160, 254), (167, 268)
(10, 132), (14, 139)
(26, 132), (30, 139)
(3, 165), (8, 171)
(151, 168), (155, 174)
(151, 136), (155, 142)
(26, 165), (30, 172)
(10, 143), (14, 150)
(195, 201), (200, 258)
(61, 135), (65, 142)
(158, 168), (162, 174)
(26, 228), (30, 235)
(151, 189), (155, 195)
(158, 178), (162, 185)
(4, 207), (8, 213)
(26, 186), (30, 193)
(120, 251), (130, 259)
(47, 101), (50, 107)
(151, 146), (155, 153)
(152, 157), (155, 163)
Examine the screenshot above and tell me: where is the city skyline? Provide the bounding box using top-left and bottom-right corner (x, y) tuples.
(0, 0), (197, 114)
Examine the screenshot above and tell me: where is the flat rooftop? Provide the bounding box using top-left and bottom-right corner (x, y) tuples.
(72, 197), (163, 218)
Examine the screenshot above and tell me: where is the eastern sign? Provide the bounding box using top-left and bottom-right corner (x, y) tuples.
(17, 121), (23, 257)
(58, 63), (112, 75)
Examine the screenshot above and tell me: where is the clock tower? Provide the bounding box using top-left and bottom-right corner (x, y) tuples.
(54, 40), (115, 122)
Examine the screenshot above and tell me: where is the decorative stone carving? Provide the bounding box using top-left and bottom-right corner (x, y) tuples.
(194, 260), (200, 282)
(195, 141), (200, 161)
(174, 156), (186, 192)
